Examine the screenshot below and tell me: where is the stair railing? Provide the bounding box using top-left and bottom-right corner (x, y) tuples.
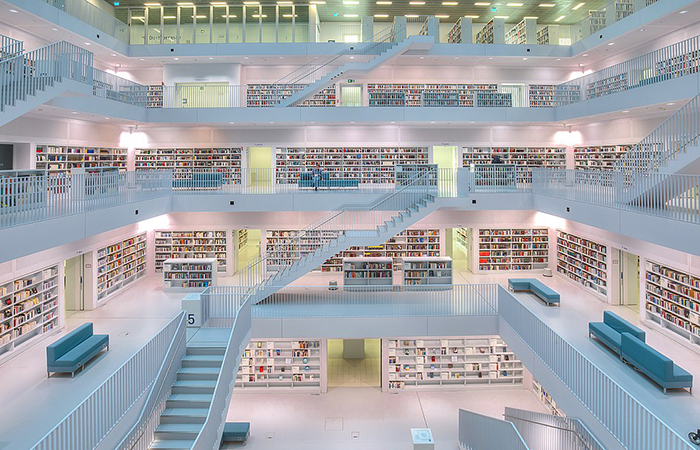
(237, 171), (435, 298)
(268, 23), (403, 105)
(0, 34), (23, 60)
(0, 41), (93, 113)
(614, 94), (700, 174)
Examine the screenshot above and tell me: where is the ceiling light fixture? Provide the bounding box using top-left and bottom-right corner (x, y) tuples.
(144, 2), (161, 6)
(374, 13), (389, 17)
(376, 1), (392, 3)
(582, 53), (588, 56)
(608, 42), (614, 46)
(464, 15), (479, 18)
(177, 2), (194, 5)
(494, 15), (509, 18)
(164, 15), (176, 18)
(623, 110), (630, 113)
(405, 14), (419, 17)
(680, 10), (688, 14)
(442, 1), (458, 4)
(474, 2), (490, 5)
(554, 15), (565, 22)
(211, 1), (227, 4)
(572, 2), (585, 10)
(506, 3), (523, 6)
(9, 8), (17, 12)
(409, 1), (426, 5)
(436, 14), (449, 18)
(221, 14), (238, 17)
(310, 0), (325, 3)
(111, 53), (117, 56)
(539, 3), (555, 6)
(343, 0), (359, 4)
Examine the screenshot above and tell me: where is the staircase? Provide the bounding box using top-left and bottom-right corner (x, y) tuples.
(614, 95), (700, 205)
(0, 41), (93, 128)
(148, 343), (227, 450)
(272, 25), (432, 108)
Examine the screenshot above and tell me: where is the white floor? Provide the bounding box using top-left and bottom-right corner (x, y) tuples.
(3, 266), (700, 448)
(226, 386), (547, 450)
(0, 277), (182, 450)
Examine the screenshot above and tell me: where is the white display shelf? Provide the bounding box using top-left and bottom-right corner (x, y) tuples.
(96, 232), (147, 302)
(505, 19), (529, 45)
(475, 20), (495, 44)
(238, 229), (248, 251)
(462, 147), (566, 169)
(533, 379), (564, 416)
(447, 17), (462, 44)
(384, 336), (523, 390)
(154, 230), (228, 273)
(275, 146), (429, 185)
(162, 258), (217, 291)
(343, 257), (393, 287)
(586, 73), (628, 100)
(455, 227), (469, 250)
(237, 339), (324, 391)
(574, 145), (633, 170)
(265, 229), (342, 271)
(556, 230), (608, 297)
(644, 260), (700, 347)
(403, 257), (452, 286)
(135, 148), (242, 184)
(367, 84), (497, 108)
(35, 145), (127, 174)
(477, 228), (549, 272)
(0, 170), (47, 213)
(0, 265), (60, 357)
(529, 85), (555, 108)
(246, 84), (337, 107)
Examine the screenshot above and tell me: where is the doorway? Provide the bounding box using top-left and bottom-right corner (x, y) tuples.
(246, 147), (273, 188)
(448, 227), (471, 273)
(500, 83), (527, 108)
(64, 253), (93, 316)
(175, 82), (231, 108)
(340, 85), (362, 107)
(433, 145), (458, 170)
(327, 338), (381, 388)
(613, 249), (640, 313)
(236, 229), (261, 271)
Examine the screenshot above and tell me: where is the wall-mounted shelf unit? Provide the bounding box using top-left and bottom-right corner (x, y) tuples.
(529, 85), (555, 108)
(246, 84), (336, 107)
(477, 228), (549, 272)
(0, 170), (47, 213)
(96, 232), (147, 302)
(135, 148), (242, 184)
(447, 17), (462, 43)
(147, 85), (164, 108)
(505, 18), (536, 45)
(554, 85), (582, 106)
(574, 145), (633, 170)
(237, 339), (324, 391)
(536, 25), (559, 45)
(395, 164), (438, 186)
(238, 229), (248, 250)
(0, 265), (60, 357)
(556, 230), (607, 296)
(367, 84), (498, 108)
(654, 50), (700, 79)
(462, 147), (566, 168)
(476, 92), (512, 107)
(154, 230), (228, 273)
(475, 20), (495, 44)
(343, 257), (393, 287)
(455, 227), (470, 250)
(385, 336), (523, 390)
(162, 258), (217, 291)
(644, 260), (700, 347)
(35, 145), (127, 174)
(403, 257), (452, 286)
(586, 74), (628, 100)
(265, 229), (342, 271)
(533, 379), (564, 416)
(275, 147), (429, 185)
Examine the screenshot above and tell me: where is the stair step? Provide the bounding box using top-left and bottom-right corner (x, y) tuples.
(166, 393), (213, 408)
(148, 439), (196, 450)
(185, 345), (225, 356)
(177, 367), (221, 380)
(182, 354), (224, 367)
(160, 408), (209, 424)
(172, 380), (217, 394)
(155, 423), (203, 440)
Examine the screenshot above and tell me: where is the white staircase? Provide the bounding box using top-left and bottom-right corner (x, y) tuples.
(148, 343), (226, 450)
(0, 41), (93, 128)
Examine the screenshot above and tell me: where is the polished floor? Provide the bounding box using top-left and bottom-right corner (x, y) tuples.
(327, 339), (381, 388)
(2, 267), (700, 449)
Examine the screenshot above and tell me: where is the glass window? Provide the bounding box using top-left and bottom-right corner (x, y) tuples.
(147, 6), (162, 45)
(195, 6), (211, 44)
(245, 5), (261, 43)
(227, 6), (244, 43)
(129, 8), (146, 45)
(179, 5), (195, 44)
(295, 5), (309, 43)
(163, 7), (177, 44)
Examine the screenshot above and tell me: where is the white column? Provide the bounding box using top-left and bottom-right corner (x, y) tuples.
(492, 18), (506, 44)
(361, 16), (374, 42)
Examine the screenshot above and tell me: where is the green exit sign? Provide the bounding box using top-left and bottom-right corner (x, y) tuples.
(347, 79), (356, 84)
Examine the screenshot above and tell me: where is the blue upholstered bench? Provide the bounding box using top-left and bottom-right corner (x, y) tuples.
(46, 323), (109, 378)
(507, 278), (560, 306)
(298, 172), (360, 189)
(589, 311), (646, 355)
(221, 422), (250, 444)
(173, 173), (223, 190)
(620, 333), (693, 394)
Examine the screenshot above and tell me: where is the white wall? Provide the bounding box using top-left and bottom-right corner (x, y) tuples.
(163, 63), (242, 86)
(0, 23), (50, 51)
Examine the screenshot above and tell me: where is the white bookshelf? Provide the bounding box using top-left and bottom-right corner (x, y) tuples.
(462, 147), (566, 169)
(246, 84), (337, 107)
(135, 148), (242, 184)
(644, 260), (700, 347)
(477, 228), (549, 272)
(574, 145), (633, 170)
(403, 257), (453, 286)
(96, 232), (147, 302)
(455, 227), (470, 250)
(35, 145), (127, 174)
(384, 336), (523, 391)
(162, 258), (217, 291)
(238, 229), (248, 251)
(343, 257), (393, 287)
(556, 230), (608, 297)
(237, 339), (325, 392)
(366, 84), (497, 108)
(154, 230), (229, 274)
(0, 265), (60, 357)
(265, 229), (342, 271)
(533, 378), (564, 416)
(275, 147), (429, 185)
(529, 85), (556, 108)
(475, 20), (495, 44)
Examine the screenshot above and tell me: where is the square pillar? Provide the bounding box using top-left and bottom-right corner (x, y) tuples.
(362, 16), (374, 42)
(492, 17), (506, 44)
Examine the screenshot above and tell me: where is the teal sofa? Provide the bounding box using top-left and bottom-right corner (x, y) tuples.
(299, 172), (359, 189)
(589, 311), (646, 355)
(222, 422), (250, 443)
(507, 278), (560, 306)
(172, 172), (223, 190)
(620, 333), (692, 394)
(46, 323), (109, 377)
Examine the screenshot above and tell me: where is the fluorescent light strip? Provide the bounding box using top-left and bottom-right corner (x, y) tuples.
(343, 0), (359, 4)
(539, 3), (555, 6)
(163, 15), (176, 18)
(464, 15), (479, 18)
(572, 2), (585, 10)
(374, 13), (389, 17)
(405, 14), (419, 17)
(436, 14), (449, 18)
(474, 2), (490, 5)
(376, 1), (392, 3)
(221, 14), (238, 17)
(409, 1), (425, 4)
(144, 3), (161, 6)
(442, 1), (458, 4)
(506, 3), (523, 6)
(554, 15), (565, 21)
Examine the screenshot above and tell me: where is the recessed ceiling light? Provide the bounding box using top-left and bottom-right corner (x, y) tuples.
(623, 110), (630, 113)
(608, 42), (614, 46)
(667, 102), (675, 106)
(84, 42), (91, 45)
(582, 53), (588, 57)
(419, 56), (425, 59)
(174, 57), (179, 60)
(279, 56), (284, 59)
(221, 14), (237, 18)
(105, 117), (110, 120)
(539, 3), (555, 6)
(556, 58), (561, 61)
(9, 9), (18, 13)
(164, 15), (177, 18)
(376, 1), (392, 3)
(405, 14), (419, 17)
(494, 15), (509, 19)
(640, 28), (645, 32)
(409, 1), (425, 4)
(343, 0), (359, 4)
(680, 10), (688, 14)
(430, 121), (436, 124)
(52, 28), (58, 31)
(523, 57), (528, 60)
(436, 14), (449, 18)
(111, 53), (117, 56)
(209, 57), (214, 59)
(554, 15), (565, 22)
(350, 56), (354, 58)
(71, 111), (78, 114)
(390, 121), (395, 123)
(474, 2), (490, 5)
(572, 2), (585, 10)
(140, 58), (145, 60)
(442, 1), (458, 4)
(465, 15), (479, 18)
(211, 1), (227, 4)
(244, 56), (249, 59)
(374, 14), (389, 17)
(488, 57), (493, 59)
(454, 57), (459, 59)
(230, 121), (234, 124)
(144, 2), (161, 6)
(177, 2), (194, 5)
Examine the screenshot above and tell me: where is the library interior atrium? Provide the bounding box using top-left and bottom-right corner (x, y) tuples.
(2, 0), (700, 449)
